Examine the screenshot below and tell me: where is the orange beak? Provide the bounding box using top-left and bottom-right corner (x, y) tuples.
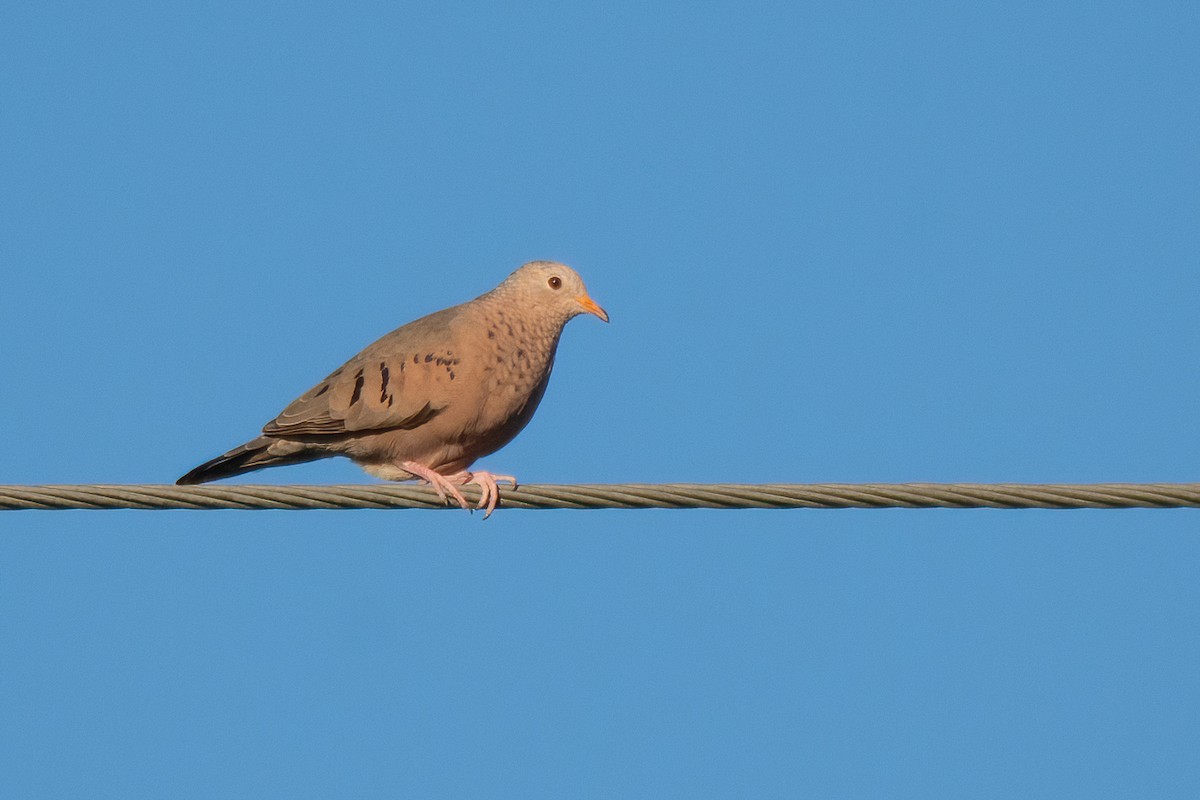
(576, 293), (609, 323)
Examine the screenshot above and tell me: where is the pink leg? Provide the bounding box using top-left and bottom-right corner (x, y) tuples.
(401, 460), (470, 511)
(445, 470), (518, 519)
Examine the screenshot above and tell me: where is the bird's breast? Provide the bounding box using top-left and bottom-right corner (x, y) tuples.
(455, 324), (559, 440)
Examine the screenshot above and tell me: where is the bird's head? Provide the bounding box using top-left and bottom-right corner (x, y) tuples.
(501, 261), (609, 324)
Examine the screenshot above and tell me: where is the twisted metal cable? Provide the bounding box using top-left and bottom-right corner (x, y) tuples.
(2, 483), (1200, 511)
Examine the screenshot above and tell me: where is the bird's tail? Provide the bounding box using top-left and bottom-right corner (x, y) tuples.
(176, 437), (323, 485)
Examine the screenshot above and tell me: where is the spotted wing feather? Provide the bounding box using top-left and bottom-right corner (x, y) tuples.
(264, 353), (443, 437)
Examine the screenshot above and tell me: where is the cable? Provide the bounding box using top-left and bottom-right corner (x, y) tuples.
(1, 483), (1199, 510)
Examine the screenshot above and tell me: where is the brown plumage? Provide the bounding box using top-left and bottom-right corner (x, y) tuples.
(177, 261), (608, 515)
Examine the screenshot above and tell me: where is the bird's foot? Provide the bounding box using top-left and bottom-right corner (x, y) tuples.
(400, 461), (470, 511)
(446, 470), (518, 519)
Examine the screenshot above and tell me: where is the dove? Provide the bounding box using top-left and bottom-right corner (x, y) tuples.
(177, 261), (608, 516)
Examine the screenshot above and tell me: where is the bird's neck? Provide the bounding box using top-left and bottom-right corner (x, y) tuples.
(476, 289), (570, 346)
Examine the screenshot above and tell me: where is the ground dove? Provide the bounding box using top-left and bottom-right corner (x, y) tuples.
(178, 261), (608, 516)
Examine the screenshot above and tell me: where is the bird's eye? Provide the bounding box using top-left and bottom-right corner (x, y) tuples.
(548, 276), (562, 290)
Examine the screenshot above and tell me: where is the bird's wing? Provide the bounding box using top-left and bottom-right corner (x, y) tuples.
(263, 311), (465, 438)
(262, 354), (446, 437)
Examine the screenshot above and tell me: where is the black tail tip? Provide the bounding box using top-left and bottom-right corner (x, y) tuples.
(176, 466), (213, 485)
(176, 452), (250, 486)
(176, 438), (289, 486)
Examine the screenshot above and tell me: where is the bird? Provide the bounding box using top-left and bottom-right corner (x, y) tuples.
(177, 260), (608, 516)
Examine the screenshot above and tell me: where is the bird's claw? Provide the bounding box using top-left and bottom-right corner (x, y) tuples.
(400, 462), (517, 517)
(401, 461), (471, 511)
(432, 478), (470, 512)
(462, 471), (517, 519)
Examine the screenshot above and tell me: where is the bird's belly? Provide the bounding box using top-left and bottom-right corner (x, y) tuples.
(361, 462), (418, 481)
(337, 409), (515, 475)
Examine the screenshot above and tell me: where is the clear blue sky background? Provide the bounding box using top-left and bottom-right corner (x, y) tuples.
(2, 1), (1198, 796)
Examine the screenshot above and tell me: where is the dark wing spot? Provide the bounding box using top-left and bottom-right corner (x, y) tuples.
(425, 353), (433, 363)
(380, 363), (390, 401)
(449, 371), (456, 380)
(350, 369), (365, 406)
(487, 329), (495, 339)
(516, 348), (525, 360)
(313, 383), (330, 398)
(413, 354), (419, 365)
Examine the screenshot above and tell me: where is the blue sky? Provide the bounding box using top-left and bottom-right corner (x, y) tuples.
(2, 1), (1198, 796)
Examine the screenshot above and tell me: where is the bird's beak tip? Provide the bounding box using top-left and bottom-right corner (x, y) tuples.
(577, 294), (609, 323)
